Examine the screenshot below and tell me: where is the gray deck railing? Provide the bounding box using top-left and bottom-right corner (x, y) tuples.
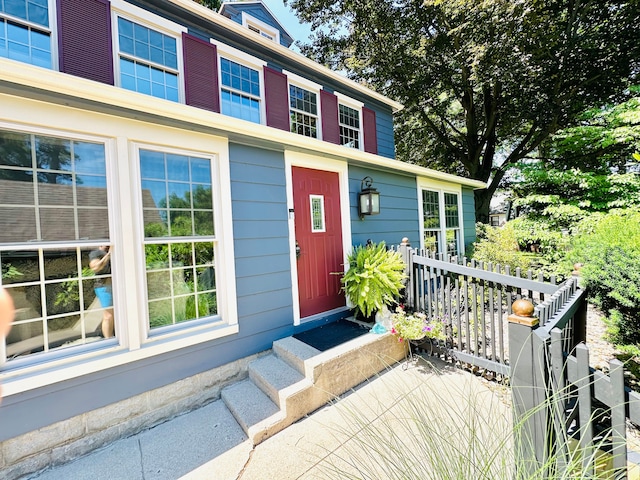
(397, 241), (561, 376)
(397, 241), (638, 477)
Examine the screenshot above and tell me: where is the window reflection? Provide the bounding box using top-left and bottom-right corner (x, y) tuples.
(0, 129), (108, 242)
(2, 247), (115, 360)
(140, 149), (217, 329)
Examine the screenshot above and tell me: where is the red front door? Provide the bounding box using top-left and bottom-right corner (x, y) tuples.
(292, 167), (345, 318)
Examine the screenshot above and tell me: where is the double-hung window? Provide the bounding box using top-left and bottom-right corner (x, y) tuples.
(336, 93), (363, 149)
(219, 57), (261, 123)
(421, 187), (462, 257)
(0, 127), (112, 362)
(286, 71), (321, 139)
(112, 1), (185, 102)
(0, 0), (52, 69)
(289, 85), (318, 138)
(140, 148), (218, 330)
(215, 41), (264, 124)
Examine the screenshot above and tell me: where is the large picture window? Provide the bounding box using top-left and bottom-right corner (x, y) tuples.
(140, 149), (217, 329)
(421, 189), (461, 256)
(116, 16), (179, 101)
(0, 0), (52, 68)
(220, 57), (261, 123)
(0, 128), (113, 361)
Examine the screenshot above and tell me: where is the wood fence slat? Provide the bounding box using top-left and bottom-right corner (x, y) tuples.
(576, 344), (594, 476)
(550, 329), (569, 474)
(610, 359), (628, 475)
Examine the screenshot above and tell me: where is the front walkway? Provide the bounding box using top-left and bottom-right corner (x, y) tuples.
(31, 358), (513, 479)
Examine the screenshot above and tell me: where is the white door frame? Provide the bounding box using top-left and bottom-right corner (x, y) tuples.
(284, 151), (352, 326)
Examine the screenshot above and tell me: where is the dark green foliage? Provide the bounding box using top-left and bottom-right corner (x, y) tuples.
(571, 210), (640, 346)
(288, 0), (640, 221)
(194, 0), (220, 10)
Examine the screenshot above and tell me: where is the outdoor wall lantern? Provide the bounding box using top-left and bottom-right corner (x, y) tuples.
(359, 176), (380, 218)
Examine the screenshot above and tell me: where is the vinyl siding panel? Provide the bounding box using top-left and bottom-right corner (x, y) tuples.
(462, 187), (477, 249)
(348, 166), (420, 247)
(374, 109), (395, 159)
(229, 142), (293, 333)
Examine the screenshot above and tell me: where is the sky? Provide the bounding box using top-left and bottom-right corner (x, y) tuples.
(261, 0), (314, 50)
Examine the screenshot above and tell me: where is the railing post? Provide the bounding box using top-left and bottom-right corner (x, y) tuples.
(399, 237), (412, 309)
(509, 299), (545, 477)
(571, 267), (588, 348)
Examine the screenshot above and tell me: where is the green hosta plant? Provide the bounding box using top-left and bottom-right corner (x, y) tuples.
(341, 241), (406, 319)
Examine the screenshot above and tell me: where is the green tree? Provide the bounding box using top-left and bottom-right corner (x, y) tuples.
(509, 91), (640, 216)
(194, 0), (220, 10)
(287, 0), (640, 222)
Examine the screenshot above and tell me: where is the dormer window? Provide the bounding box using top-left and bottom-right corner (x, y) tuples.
(241, 12), (279, 44)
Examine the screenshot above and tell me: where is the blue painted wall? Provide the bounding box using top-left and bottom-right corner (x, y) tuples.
(348, 166), (420, 248)
(372, 107), (395, 159)
(229, 143), (294, 342)
(461, 187), (477, 251)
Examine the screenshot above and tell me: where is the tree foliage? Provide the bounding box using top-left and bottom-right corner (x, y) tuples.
(509, 90), (640, 216)
(194, 0), (220, 10)
(287, 0), (640, 221)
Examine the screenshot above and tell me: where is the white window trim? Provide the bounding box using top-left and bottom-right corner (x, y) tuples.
(111, 0), (187, 103)
(0, 0), (59, 70)
(0, 116), (238, 397)
(284, 70), (322, 140)
(130, 142), (238, 343)
(241, 12), (279, 44)
(417, 178), (464, 256)
(212, 40), (266, 125)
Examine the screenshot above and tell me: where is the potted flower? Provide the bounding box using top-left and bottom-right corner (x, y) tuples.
(390, 306), (446, 342)
(341, 241), (406, 322)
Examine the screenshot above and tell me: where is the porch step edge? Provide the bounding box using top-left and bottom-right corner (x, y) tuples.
(272, 336), (321, 376)
(249, 354), (308, 408)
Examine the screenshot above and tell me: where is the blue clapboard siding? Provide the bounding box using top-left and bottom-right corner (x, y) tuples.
(229, 142), (294, 338)
(372, 107), (395, 159)
(462, 187), (477, 250)
(349, 166), (420, 247)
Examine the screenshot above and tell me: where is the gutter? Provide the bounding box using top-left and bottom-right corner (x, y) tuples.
(0, 58), (484, 189)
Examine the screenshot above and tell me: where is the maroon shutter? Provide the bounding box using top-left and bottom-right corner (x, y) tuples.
(264, 67), (290, 131)
(183, 33), (220, 113)
(320, 90), (340, 144)
(362, 107), (378, 154)
(57, 0), (114, 85)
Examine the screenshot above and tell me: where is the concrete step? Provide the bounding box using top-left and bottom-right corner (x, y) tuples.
(249, 354), (307, 408)
(221, 379), (284, 445)
(272, 336), (320, 376)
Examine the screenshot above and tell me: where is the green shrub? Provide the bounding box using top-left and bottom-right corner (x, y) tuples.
(571, 209), (640, 346)
(470, 223), (532, 273)
(341, 242), (406, 318)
